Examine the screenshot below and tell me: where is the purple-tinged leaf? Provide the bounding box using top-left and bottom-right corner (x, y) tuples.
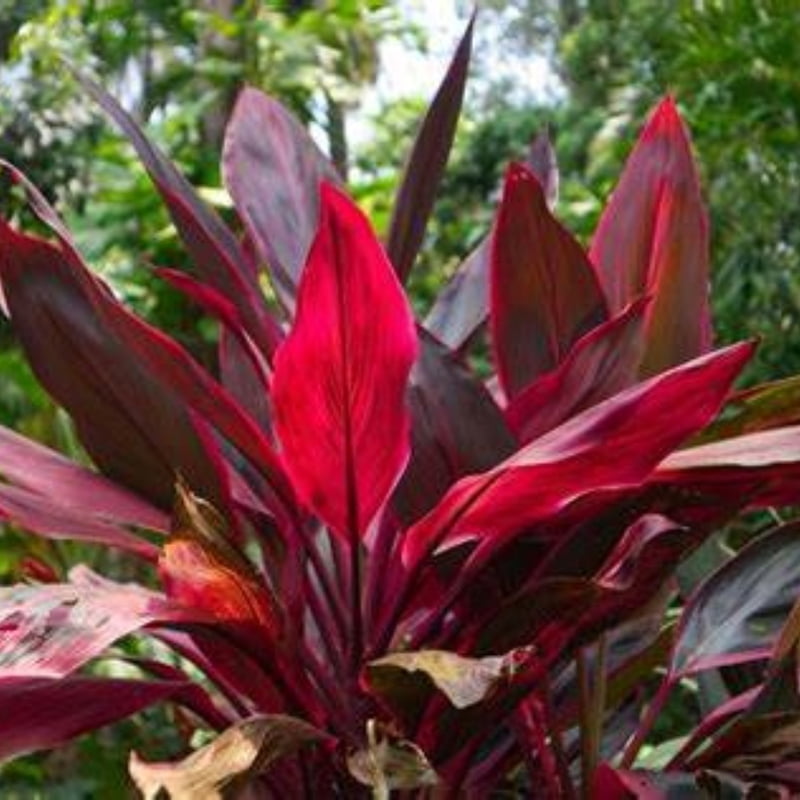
(0, 566), (204, 679)
(491, 162), (608, 398)
(386, 15), (474, 283)
(0, 423), (167, 529)
(272, 184), (417, 540)
(0, 482), (158, 560)
(219, 327), (272, 434)
(394, 329), (515, 525)
(76, 74), (281, 357)
(130, 714), (329, 799)
(424, 130), (561, 351)
(589, 97), (711, 376)
(592, 764), (752, 799)
(506, 299), (646, 443)
(222, 87), (341, 310)
(527, 130), (559, 208)
(669, 521), (800, 680)
(424, 242), (489, 351)
(403, 342), (753, 567)
(0, 224), (222, 510)
(0, 676), (186, 763)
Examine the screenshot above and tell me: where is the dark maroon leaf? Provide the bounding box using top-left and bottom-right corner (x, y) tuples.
(393, 329), (515, 525)
(386, 15), (474, 282)
(506, 299), (646, 443)
(491, 162), (608, 398)
(0, 676), (186, 762)
(0, 223), (222, 509)
(75, 73), (281, 357)
(670, 521), (800, 680)
(222, 86), (341, 310)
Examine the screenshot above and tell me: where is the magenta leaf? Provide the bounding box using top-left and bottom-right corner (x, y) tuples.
(491, 162), (608, 398)
(0, 566), (203, 679)
(0, 223), (222, 510)
(0, 676), (187, 763)
(76, 74), (281, 357)
(589, 97), (711, 376)
(272, 184), (417, 540)
(222, 86), (342, 310)
(386, 15), (473, 283)
(506, 299), (646, 443)
(403, 342), (753, 566)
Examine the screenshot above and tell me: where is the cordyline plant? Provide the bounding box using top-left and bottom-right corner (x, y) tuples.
(3, 20), (800, 800)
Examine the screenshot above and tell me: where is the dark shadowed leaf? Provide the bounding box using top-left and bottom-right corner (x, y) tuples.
(393, 329), (515, 525)
(491, 162), (607, 398)
(386, 16), (473, 282)
(670, 521), (800, 679)
(592, 764), (754, 799)
(0, 676), (186, 763)
(222, 87), (342, 311)
(76, 74), (281, 357)
(272, 184), (417, 540)
(589, 97), (711, 377)
(130, 714), (328, 800)
(0, 223), (222, 509)
(506, 299), (646, 443)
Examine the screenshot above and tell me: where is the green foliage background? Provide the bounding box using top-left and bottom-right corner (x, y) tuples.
(0, 0), (798, 793)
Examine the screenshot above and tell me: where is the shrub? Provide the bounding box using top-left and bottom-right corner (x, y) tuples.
(2, 19), (800, 798)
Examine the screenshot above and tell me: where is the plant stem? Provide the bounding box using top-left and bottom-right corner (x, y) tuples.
(619, 675), (673, 768)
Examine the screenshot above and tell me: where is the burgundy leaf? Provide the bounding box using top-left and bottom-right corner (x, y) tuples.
(0, 676), (186, 763)
(76, 74), (281, 357)
(272, 184), (417, 540)
(0, 566), (203, 679)
(589, 97), (711, 376)
(393, 329), (515, 525)
(386, 15), (473, 282)
(0, 223), (222, 510)
(491, 162), (608, 398)
(222, 87), (341, 310)
(403, 342), (753, 566)
(506, 299), (646, 442)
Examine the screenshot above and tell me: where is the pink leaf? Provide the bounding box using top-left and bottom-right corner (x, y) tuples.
(272, 184), (417, 540)
(589, 97), (711, 376)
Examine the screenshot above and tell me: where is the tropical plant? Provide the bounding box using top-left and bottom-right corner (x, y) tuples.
(2, 18), (800, 799)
